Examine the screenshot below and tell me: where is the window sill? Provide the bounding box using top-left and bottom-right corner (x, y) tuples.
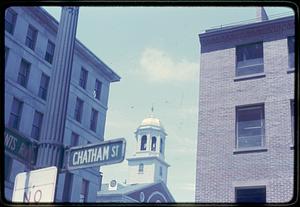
(234, 73), (266, 82)
(287, 69), (295, 74)
(233, 147), (268, 154)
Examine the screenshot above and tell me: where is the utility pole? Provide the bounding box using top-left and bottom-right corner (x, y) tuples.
(36, 7), (79, 168)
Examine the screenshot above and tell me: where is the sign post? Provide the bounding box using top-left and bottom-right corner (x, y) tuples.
(12, 166), (57, 202)
(66, 138), (126, 170)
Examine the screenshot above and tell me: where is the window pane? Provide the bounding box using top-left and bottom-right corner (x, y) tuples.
(45, 40), (55, 64)
(236, 42), (264, 76)
(79, 68), (88, 89)
(25, 25), (37, 50)
(236, 105), (264, 148)
(74, 98), (83, 122)
(288, 36), (295, 68)
(236, 187), (266, 203)
(18, 59), (30, 88)
(5, 8), (17, 34)
(38, 73), (50, 100)
(8, 98), (23, 130)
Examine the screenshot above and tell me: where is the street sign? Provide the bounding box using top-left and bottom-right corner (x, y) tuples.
(66, 138), (126, 170)
(4, 127), (36, 165)
(12, 166), (57, 203)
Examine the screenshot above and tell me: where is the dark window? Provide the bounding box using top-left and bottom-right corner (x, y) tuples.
(291, 100), (294, 144)
(94, 79), (102, 100)
(90, 108), (98, 132)
(5, 47), (9, 67)
(160, 138), (164, 153)
(138, 163), (144, 173)
(31, 111), (43, 140)
(17, 59), (31, 88)
(80, 179), (89, 202)
(151, 136), (157, 151)
(8, 98), (23, 130)
(236, 104), (265, 148)
(236, 42), (264, 76)
(288, 36), (295, 68)
(45, 40), (55, 64)
(79, 68), (88, 89)
(70, 132), (79, 147)
(141, 135), (147, 151)
(62, 172), (73, 202)
(38, 73), (50, 100)
(25, 25), (38, 50)
(5, 8), (17, 34)
(235, 187), (266, 203)
(4, 155), (13, 182)
(74, 98), (83, 123)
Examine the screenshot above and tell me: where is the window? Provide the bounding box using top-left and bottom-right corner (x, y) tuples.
(25, 25), (38, 50)
(288, 36), (295, 69)
(90, 108), (98, 132)
(5, 8), (17, 34)
(80, 179), (89, 202)
(62, 172), (73, 202)
(138, 163), (144, 173)
(291, 100), (294, 144)
(236, 42), (264, 76)
(159, 166), (163, 177)
(141, 135), (147, 151)
(236, 104), (265, 149)
(31, 111), (43, 140)
(5, 155), (13, 182)
(8, 98), (23, 130)
(79, 68), (88, 89)
(45, 40), (55, 64)
(160, 138), (164, 153)
(5, 47), (9, 67)
(70, 132), (79, 147)
(94, 79), (102, 100)
(17, 59), (31, 88)
(74, 98), (83, 123)
(38, 73), (50, 100)
(151, 136), (157, 151)
(235, 186), (266, 203)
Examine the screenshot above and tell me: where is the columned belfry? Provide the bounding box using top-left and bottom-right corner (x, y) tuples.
(36, 7), (79, 168)
(127, 109), (170, 185)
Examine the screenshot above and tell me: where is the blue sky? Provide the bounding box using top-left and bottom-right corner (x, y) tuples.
(44, 6), (293, 202)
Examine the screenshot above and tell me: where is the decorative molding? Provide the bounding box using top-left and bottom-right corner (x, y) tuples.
(201, 18), (294, 47)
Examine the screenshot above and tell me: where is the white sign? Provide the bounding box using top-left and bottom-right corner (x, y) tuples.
(12, 166), (57, 203)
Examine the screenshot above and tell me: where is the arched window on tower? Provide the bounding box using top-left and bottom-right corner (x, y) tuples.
(138, 163), (144, 173)
(140, 135), (147, 151)
(160, 138), (163, 154)
(151, 136), (157, 151)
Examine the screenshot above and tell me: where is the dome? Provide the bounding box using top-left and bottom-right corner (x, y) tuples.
(139, 115), (164, 129)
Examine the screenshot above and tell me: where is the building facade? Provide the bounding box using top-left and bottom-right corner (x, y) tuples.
(195, 13), (295, 203)
(4, 7), (120, 202)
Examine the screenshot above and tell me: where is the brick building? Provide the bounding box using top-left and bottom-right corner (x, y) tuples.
(195, 10), (295, 203)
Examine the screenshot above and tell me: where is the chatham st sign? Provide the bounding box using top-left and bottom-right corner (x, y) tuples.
(66, 138), (126, 170)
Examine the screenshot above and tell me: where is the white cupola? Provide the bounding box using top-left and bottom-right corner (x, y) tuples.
(127, 109), (170, 185)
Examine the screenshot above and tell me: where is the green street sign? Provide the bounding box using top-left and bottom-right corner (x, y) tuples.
(4, 127), (36, 165)
(66, 138), (126, 170)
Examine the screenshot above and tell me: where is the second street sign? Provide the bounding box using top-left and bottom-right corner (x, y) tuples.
(66, 138), (126, 170)
(4, 127), (36, 165)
